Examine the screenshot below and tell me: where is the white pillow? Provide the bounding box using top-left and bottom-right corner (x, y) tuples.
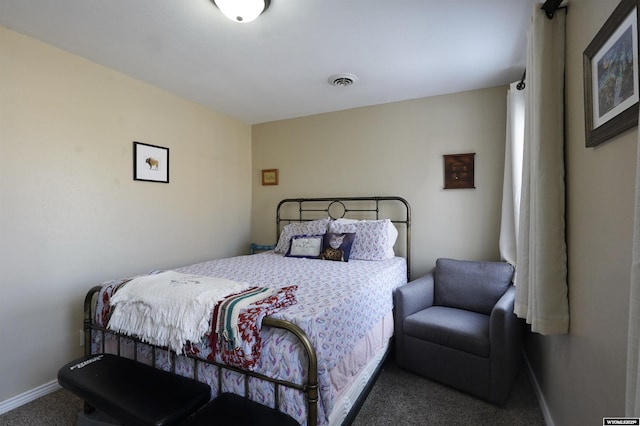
(329, 218), (398, 260)
(274, 218), (331, 254)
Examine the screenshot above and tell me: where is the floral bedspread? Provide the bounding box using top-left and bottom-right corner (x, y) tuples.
(93, 252), (406, 425)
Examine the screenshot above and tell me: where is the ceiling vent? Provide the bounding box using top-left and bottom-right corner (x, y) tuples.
(328, 73), (358, 87)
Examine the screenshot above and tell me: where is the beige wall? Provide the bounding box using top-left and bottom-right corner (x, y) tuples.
(0, 28), (252, 403)
(251, 86), (508, 279)
(524, 2), (637, 424)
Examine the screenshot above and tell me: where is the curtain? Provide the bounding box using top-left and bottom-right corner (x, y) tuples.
(499, 82), (525, 266)
(513, 6), (569, 335)
(626, 108), (640, 416)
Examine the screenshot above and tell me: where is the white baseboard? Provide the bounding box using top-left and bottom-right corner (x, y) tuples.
(523, 351), (553, 426)
(0, 380), (61, 416)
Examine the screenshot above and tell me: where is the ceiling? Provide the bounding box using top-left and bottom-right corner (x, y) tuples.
(0, 0), (538, 124)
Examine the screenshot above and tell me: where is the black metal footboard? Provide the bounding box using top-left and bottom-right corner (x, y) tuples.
(83, 286), (319, 426)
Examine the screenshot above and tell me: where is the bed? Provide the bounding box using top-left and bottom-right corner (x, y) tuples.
(84, 196), (411, 426)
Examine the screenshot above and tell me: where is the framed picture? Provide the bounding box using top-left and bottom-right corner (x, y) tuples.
(133, 142), (169, 183)
(261, 169), (278, 186)
(583, 0), (639, 147)
(443, 153), (475, 189)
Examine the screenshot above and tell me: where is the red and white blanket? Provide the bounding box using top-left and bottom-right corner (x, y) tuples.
(208, 285), (298, 370)
(106, 271), (296, 369)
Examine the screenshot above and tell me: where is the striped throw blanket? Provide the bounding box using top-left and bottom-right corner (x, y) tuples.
(216, 287), (276, 349)
(209, 285), (298, 370)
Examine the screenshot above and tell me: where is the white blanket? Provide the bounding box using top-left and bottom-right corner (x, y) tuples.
(107, 271), (249, 353)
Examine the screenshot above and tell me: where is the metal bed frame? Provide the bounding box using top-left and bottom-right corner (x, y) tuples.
(83, 196), (411, 426)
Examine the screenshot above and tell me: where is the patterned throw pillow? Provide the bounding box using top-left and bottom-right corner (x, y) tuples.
(274, 218), (330, 254)
(328, 219), (397, 260)
(319, 232), (356, 262)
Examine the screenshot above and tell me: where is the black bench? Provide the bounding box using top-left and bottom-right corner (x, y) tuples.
(59, 353), (301, 426)
(58, 354), (211, 426)
(185, 393), (299, 426)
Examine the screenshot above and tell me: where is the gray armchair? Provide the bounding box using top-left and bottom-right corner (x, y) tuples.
(394, 258), (522, 405)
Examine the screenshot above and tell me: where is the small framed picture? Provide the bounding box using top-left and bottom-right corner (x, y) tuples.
(261, 169), (279, 186)
(583, 0), (639, 147)
(133, 141), (169, 183)
(443, 153), (475, 189)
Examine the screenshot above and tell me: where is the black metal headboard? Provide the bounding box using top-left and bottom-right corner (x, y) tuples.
(276, 196), (411, 280)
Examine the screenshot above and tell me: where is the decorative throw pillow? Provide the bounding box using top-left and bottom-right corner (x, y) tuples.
(319, 232), (356, 262)
(329, 219), (397, 260)
(285, 235), (324, 258)
(274, 218), (331, 254)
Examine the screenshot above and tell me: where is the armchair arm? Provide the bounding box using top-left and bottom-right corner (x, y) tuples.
(490, 285), (516, 330)
(394, 272), (435, 366)
(489, 286), (523, 404)
(394, 272), (435, 320)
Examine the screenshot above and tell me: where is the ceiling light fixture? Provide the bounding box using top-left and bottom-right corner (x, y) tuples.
(212, 0), (271, 23)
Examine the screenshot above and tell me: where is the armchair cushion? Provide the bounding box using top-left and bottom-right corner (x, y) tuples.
(404, 306), (490, 357)
(434, 258), (514, 315)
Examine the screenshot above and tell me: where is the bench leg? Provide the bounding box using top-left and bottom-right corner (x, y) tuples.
(77, 409), (122, 426)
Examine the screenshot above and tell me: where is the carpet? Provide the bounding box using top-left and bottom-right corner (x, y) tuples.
(352, 358), (544, 426)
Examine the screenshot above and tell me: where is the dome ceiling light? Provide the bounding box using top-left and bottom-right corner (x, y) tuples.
(212, 0), (271, 23)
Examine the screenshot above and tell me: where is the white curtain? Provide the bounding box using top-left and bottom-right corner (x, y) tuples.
(626, 107), (640, 415)
(499, 83), (525, 265)
(513, 6), (569, 335)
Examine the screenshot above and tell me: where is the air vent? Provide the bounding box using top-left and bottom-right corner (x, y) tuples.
(328, 73), (358, 87)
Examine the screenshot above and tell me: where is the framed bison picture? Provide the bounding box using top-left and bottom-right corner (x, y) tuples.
(133, 141), (169, 183)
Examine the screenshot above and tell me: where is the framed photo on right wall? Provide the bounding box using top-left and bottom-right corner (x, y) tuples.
(443, 153), (475, 189)
(583, 0), (639, 147)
